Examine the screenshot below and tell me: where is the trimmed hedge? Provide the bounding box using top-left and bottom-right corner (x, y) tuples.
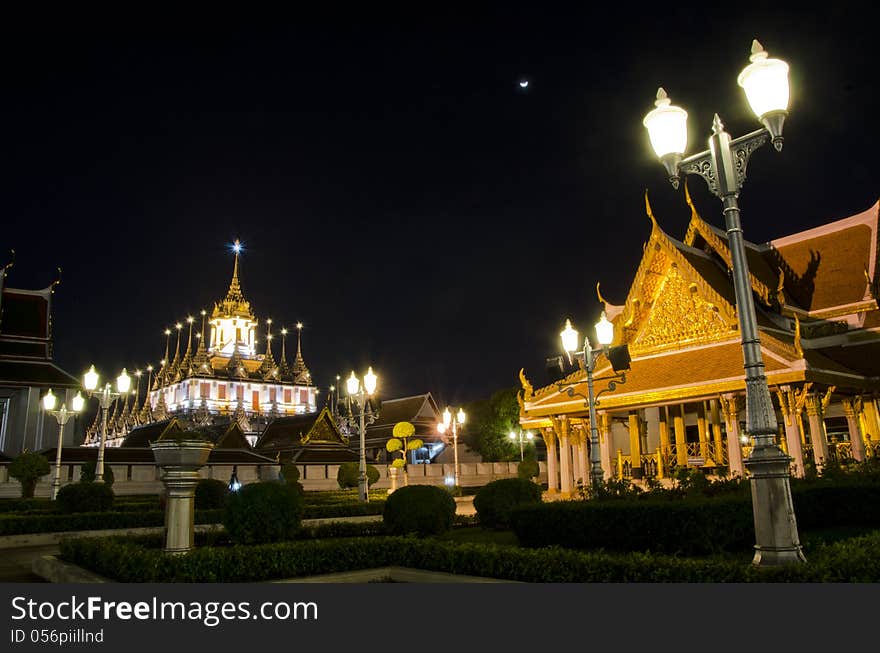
(336, 462), (380, 490)
(474, 478), (543, 529)
(56, 482), (115, 514)
(195, 479), (229, 510)
(383, 485), (456, 536)
(302, 501), (385, 519)
(223, 482), (303, 544)
(0, 510), (224, 536)
(59, 531), (880, 583)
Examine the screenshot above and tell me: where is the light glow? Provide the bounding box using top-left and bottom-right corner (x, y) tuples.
(457, 407), (466, 425)
(595, 312), (614, 346)
(347, 371), (360, 396)
(71, 392), (85, 412)
(737, 40), (789, 118)
(442, 407), (452, 427)
(363, 366), (377, 395)
(42, 389), (57, 411)
(117, 368), (131, 394)
(560, 319), (579, 353)
(84, 365), (99, 391)
(643, 87), (688, 158)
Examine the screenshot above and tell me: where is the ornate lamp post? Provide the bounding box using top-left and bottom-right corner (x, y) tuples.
(438, 406), (465, 487)
(340, 367), (380, 502)
(642, 40), (804, 566)
(83, 365), (131, 483)
(41, 389), (85, 499)
(509, 429), (534, 461)
(560, 313), (616, 488)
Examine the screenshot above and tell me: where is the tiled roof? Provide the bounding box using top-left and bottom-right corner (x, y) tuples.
(38, 447), (277, 464)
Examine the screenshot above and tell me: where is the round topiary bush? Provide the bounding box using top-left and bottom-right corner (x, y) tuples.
(280, 463), (301, 484)
(56, 482), (115, 513)
(223, 482), (303, 544)
(194, 478), (229, 509)
(79, 460), (115, 487)
(8, 451), (50, 498)
(474, 477), (543, 529)
(337, 462), (380, 489)
(517, 459), (540, 480)
(383, 484), (456, 536)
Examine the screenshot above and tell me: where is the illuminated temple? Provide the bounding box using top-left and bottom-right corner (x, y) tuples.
(519, 193), (880, 493)
(85, 241), (317, 447)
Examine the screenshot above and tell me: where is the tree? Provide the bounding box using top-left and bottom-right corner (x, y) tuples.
(386, 421), (423, 485)
(464, 387), (523, 462)
(9, 451), (50, 498)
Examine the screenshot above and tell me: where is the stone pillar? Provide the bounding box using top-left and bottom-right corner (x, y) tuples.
(673, 404), (688, 468)
(804, 391), (831, 468)
(719, 394), (744, 477)
(558, 417), (573, 495)
(575, 428), (588, 487)
(842, 398), (866, 462)
(775, 387), (805, 478)
(599, 412), (613, 480)
(388, 465), (399, 494)
(628, 411), (643, 479)
(696, 402), (710, 461)
(658, 406), (671, 469)
(542, 428), (558, 493)
(709, 400), (724, 466)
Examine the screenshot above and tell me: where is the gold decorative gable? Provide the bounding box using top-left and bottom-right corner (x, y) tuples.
(630, 263), (735, 354)
(300, 408), (348, 445)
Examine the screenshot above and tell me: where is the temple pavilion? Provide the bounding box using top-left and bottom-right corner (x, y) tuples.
(85, 240), (317, 447)
(518, 193), (880, 494)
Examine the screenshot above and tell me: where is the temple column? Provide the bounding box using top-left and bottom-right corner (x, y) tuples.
(628, 411), (643, 479)
(860, 397), (880, 450)
(558, 416), (573, 495)
(543, 428), (558, 493)
(842, 398), (866, 462)
(696, 402), (709, 462)
(673, 404), (688, 468)
(709, 400), (725, 466)
(575, 426), (588, 487)
(775, 386), (805, 478)
(658, 406), (671, 470)
(719, 394), (744, 477)
(804, 390), (832, 469)
(599, 412), (613, 480)
(569, 427), (581, 486)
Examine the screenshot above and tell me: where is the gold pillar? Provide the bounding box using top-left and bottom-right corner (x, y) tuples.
(804, 389), (833, 468)
(658, 406), (671, 467)
(542, 428), (558, 493)
(775, 386), (806, 478)
(709, 399), (724, 466)
(616, 449), (623, 480)
(719, 394), (744, 476)
(861, 397), (880, 444)
(842, 398), (866, 462)
(599, 412), (613, 480)
(628, 411), (643, 479)
(673, 404), (687, 467)
(558, 416), (573, 495)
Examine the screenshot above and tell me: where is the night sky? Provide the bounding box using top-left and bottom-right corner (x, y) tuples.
(2, 6), (877, 407)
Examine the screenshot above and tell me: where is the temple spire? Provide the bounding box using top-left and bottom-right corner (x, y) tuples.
(292, 322), (311, 383)
(155, 329), (171, 388)
(261, 318), (278, 379)
(181, 315), (195, 376)
(226, 239), (245, 303)
(139, 365), (154, 423)
(169, 322), (183, 382)
(192, 309), (212, 375)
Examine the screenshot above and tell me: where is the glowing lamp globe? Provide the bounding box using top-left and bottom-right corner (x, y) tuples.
(595, 312), (614, 346)
(560, 319), (579, 353)
(84, 365), (99, 391)
(42, 389), (57, 411)
(643, 87), (688, 159)
(442, 407), (452, 427)
(117, 369), (131, 394)
(738, 40), (789, 119)
(437, 422), (447, 435)
(526, 432), (534, 440)
(509, 432), (516, 440)
(363, 366), (377, 395)
(346, 371), (360, 396)
(71, 392), (85, 413)
(457, 407), (466, 425)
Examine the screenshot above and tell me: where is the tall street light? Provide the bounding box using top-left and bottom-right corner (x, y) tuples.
(509, 429), (534, 462)
(41, 389), (85, 499)
(643, 40), (804, 566)
(560, 313), (615, 489)
(343, 367), (379, 503)
(83, 365), (131, 483)
(438, 406), (465, 487)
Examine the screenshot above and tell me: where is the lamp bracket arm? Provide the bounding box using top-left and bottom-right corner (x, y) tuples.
(594, 372), (627, 405)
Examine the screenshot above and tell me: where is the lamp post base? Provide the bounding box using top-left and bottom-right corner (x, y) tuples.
(744, 444), (806, 566)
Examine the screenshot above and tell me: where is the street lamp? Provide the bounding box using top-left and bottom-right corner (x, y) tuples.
(509, 429), (534, 462)
(83, 365), (131, 483)
(339, 367), (380, 503)
(41, 389), (85, 499)
(560, 313), (616, 489)
(438, 406), (465, 487)
(642, 40), (804, 566)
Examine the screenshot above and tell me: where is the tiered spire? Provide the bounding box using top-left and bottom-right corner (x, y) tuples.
(260, 318), (279, 380)
(138, 366), (155, 423)
(278, 327), (292, 381)
(191, 309), (212, 375)
(212, 239), (254, 321)
(154, 329), (172, 389)
(291, 322), (311, 384)
(180, 316), (195, 377)
(169, 322), (183, 383)
(226, 347), (249, 379)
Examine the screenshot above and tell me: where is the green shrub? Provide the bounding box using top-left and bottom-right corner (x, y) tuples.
(79, 461), (115, 487)
(280, 463), (301, 483)
(0, 509), (223, 536)
(56, 482), (115, 514)
(336, 462), (380, 489)
(517, 459), (540, 480)
(8, 451), (51, 498)
(474, 478), (543, 529)
(383, 484), (456, 536)
(194, 479), (228, 510)
(223, 482), (303, 544)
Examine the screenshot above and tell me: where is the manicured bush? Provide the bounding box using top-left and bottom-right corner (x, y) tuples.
(474, 477), (543, 529)
(56, 482), (115, 514)
(0, 498), (54, 513)
(8, 451), (50, 498)
(223, 482), (303, 544)
(0, 509), (224, 536)
(280, 463), (300, 483)
(79, 461), (115, 487)
(336, 462), (380, 489)
(194, 478), (229, 510)
(383, 484), (456, 536)
(517, 459), (540, 480)
(301, 501), (385, 519)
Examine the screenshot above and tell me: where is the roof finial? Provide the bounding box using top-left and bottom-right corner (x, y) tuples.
(596, 281), (609, 307)
(645, 189), (658, 229)
(2, 249), (14, 276)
